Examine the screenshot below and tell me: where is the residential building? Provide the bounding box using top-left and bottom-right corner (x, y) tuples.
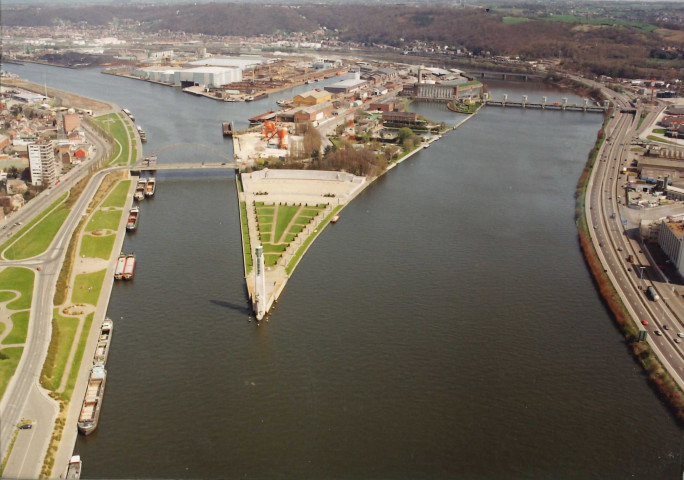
(28, 142), (56, 186)
(658, 218), (684, 275)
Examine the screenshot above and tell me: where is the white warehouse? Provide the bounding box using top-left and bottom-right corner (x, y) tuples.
(174, 66), (242, 88)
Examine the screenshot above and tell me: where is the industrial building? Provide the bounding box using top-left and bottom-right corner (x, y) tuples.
(293, 89), (332, 107)
(325, 74), (367, 94)
(28, 142), (56, 186)
(133, 66), (242, 88)
(175, 66), (242, 88)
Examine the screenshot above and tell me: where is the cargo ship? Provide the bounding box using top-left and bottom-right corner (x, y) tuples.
(145, 177), (156, 198)
(77, 365), (106, 435)
(126, 206), (139, 231)
(136, 125), (147, 143)
(222, 121), (234, 137)
(134, 178), (147, 201)
(93, 318), (113, 366)
(66, 455), (82, 479)
(122, 108), (135, 122)
(114, 254), (126, 280)
(122, 253), (136, 280)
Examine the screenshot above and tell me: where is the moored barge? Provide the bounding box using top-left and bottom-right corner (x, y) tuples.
(93, 318), (113, 366)
(114, 254), (126, 280)
(77, 365), (106, 435)
(122, 253), (136, 280)
(126, 206), (139, 231)
(145, 177), (156, 197)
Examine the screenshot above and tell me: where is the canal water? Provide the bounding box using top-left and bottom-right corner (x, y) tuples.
(5, 63), (683, 478)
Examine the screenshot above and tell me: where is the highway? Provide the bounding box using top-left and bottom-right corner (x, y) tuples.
(0, 124), (111, 478)
(582, 76), (684, 389)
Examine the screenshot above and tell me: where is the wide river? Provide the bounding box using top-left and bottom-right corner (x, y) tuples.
(5, 62), (684, 478)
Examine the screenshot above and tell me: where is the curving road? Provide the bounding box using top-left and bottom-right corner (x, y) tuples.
(581, 76), (684, 390)
(0, 124), (112, 479)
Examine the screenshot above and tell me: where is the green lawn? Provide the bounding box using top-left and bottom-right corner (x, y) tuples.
(2, 194), (70, 260)
(86, 210), (122, 232)
(41, 311), (79, 392)
(239, 202), (253, 274)
(61, 313), (93, 402)
(274, 205), (300, 242)
(647, 135), (677, 144)
(101, 180), (131, 207)
(286, 206), (342, 275)
(3, 311), (29, 345)
(72, 270), (106, 305)
(502, 16), (530, 24)
(95, 113), (131, 166)
(80, 234), (116, 260)
(0, 347), (23, 401)
(0, 267), (34, 310)
(538, 14), (656, 32)
(652, 128), (666, 134)
(0, 193), (68, 256)
(264, 253), (280, 267)
(263, 243), (287, 253)
(0, 292), (15, 303)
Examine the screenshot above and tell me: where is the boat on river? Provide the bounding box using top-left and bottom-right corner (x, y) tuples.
(122, 253), (136, 280)
(114, 254), (126, 280)
(93, 318), (113, 366)
(126, 206), (139, 231)
(145, 178), (156, 197)
(134, 178), (147, 201)
(66, 455), (82, 479)
(77, 365), (106, 435)
(222, 121), (234, 137)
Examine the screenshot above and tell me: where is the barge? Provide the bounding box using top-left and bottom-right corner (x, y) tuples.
(126, 206), (139, 231)
(145, 177), (156, 197)
(77, 365), (106, 435)
(134, 177), (147, 201)
(114, 254), (126, 280)
(122, 253), (136, 280)
(222, 121), (234, 137)
(93, 318), (113, 366)
(66, 455), (82, 479)
(122, 108), (135, 122)
(136, 125), (147, 142)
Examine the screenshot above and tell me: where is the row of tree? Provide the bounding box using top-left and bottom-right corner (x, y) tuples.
(4, 4), (681, 78)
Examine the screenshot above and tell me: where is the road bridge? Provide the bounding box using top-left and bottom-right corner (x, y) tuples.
(466, 70), (544, 81)
(131, 162), (237, 171)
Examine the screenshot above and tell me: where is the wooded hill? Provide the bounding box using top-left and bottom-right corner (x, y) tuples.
(3, 3), (683, 78)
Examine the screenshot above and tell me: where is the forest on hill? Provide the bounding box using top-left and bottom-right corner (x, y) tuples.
(3, 3), (684, 78)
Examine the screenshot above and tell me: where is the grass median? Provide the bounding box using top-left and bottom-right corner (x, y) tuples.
(1, 192), (69, 260)
(0, 267), (34, 310)
(41, 311), (79, 392)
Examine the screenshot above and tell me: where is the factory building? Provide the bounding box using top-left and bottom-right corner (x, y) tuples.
(174, 66), (242, 88)
(28, 142), (57, 186)
(293, 89), (332, 107)
(133, 65), (243, 88)
(325, 73), (367, 94)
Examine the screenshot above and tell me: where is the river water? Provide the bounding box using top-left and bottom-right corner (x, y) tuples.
(5, 63), (683, 479)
